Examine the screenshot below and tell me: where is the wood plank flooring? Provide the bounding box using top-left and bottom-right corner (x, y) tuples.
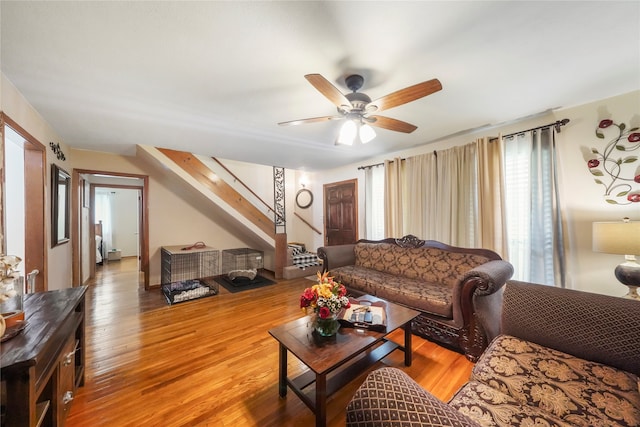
(66, 258), (474, 427)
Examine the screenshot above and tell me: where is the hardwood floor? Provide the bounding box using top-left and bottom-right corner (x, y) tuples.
(66, 258), (474, 427)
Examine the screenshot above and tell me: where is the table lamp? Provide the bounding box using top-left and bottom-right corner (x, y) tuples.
(592, 217), (640, 300)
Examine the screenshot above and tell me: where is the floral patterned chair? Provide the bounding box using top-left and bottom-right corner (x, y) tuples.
(346, 280), (640, 427)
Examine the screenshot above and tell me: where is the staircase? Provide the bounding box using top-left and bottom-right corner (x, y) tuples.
(137, 145), (290, 276)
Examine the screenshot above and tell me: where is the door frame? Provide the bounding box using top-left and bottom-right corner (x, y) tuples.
(72, 169), (150, 290)
(0, 113), (47, 292)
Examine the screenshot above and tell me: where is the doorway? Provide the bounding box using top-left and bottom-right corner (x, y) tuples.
(323, 179), (358, 246)
(72, 169), (149, 290)
(1, 114), (47, 292)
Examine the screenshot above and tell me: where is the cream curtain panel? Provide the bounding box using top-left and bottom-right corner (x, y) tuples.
(384, 158), (404, 237)
(434, 144), (476, 246)
(386, 144), (476, 246)
(404, 153), (437, 238)
(476, 136), (508, 258)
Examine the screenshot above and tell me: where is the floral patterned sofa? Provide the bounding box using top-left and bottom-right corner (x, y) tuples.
(317, 235), (514, 361)
(346, 280), (640, 427)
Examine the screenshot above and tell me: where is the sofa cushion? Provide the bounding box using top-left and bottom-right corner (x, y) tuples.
(470, 335), (640, 426)
(354, 242), (491, 287)
(347, 367), (481, 427)
(449, 380), (572, 427)
(332, 265), (453, 318)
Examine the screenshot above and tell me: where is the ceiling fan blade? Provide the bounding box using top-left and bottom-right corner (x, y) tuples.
(278, 115), (343, 126)
(305, 74), (352, 109)
(368, 79), (442, 113)
(368, 115), (418, 133)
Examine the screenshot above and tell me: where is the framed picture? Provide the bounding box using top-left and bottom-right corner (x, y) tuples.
(51, 163), (71, 247)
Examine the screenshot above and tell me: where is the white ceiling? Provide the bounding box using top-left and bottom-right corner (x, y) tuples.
(2, 1), (639, 171)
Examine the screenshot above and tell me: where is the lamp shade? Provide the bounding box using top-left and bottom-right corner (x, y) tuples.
(337, 120), (356, 145)
(592, 220), (640, 255)
(359, 124), (376, 143)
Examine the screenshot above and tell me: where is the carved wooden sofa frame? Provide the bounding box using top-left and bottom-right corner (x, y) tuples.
(317, 235), (514, 361)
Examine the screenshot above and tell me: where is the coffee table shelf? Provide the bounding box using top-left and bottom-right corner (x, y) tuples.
(287, 339), (401, 407)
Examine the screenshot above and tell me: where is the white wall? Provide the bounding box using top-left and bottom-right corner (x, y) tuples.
(95, 187), (139, 257)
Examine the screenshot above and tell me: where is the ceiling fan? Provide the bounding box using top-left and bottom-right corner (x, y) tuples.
(278, 73), (442, 145)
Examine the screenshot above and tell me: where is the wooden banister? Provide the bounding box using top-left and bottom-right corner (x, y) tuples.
(158, 149), (275, 238)
(294, 212), (322, 235)
(212, 157), (285, 223)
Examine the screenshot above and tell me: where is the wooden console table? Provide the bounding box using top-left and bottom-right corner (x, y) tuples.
(0, 287), (87, 427)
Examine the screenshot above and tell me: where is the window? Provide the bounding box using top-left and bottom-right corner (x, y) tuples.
(364, 127), (564, 286)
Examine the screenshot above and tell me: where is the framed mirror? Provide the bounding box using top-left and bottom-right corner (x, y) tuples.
(295, 188), (313, 209)
(51, 163), (70, 247)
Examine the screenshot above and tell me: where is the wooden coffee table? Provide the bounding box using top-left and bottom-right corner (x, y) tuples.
(268, 295), (420, 427)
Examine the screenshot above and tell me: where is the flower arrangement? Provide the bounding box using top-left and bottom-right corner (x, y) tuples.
(300, 271), (350, 319)
(586, 119), (640, 204)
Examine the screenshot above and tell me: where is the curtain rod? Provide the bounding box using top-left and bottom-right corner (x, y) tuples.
(489, 118), (570, 141)
(357, 118), (570, 170)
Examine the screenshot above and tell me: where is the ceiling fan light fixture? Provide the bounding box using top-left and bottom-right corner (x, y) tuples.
(359, 123), (376, 143)
(338, 120), (357, 145)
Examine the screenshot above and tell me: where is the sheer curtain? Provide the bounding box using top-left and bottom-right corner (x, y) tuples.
(94, 191), (113, 257)
(364, 165), (385, 240)
(476, 136), (508, 257)
(504, 128), (565, 286)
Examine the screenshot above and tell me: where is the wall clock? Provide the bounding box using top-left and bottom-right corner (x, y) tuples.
(295, 188), (313, 209)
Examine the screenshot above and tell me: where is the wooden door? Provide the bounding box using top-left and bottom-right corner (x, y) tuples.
(324, 179), (358, 246)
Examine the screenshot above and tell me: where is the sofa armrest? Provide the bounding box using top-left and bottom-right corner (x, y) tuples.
(346, 367), (480, 427)
(452, 260), (513, 323)
(462, 260), (514, 296)
(317, 244), (356, 272)
(450, 260), (513, 360)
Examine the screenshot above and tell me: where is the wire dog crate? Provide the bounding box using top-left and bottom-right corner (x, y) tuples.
(161, 245), (220, 284)
(221, 248), (264, 274)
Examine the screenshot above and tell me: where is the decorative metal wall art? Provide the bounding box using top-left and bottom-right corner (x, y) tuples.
(586, 119), (640, 204)
(273, 166), (286, 233)
(49, 142), (66, 161)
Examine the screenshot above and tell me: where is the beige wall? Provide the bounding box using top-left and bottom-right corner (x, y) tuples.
(71, 149), (279, 286)
(313, 90), (640, 297)
(1, 73), (72, 290)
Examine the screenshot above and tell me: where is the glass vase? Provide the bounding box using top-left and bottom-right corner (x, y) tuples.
(314, 313), (340, 337)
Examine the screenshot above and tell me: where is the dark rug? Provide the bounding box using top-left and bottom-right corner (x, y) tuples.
(214, 274), (277, 293)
